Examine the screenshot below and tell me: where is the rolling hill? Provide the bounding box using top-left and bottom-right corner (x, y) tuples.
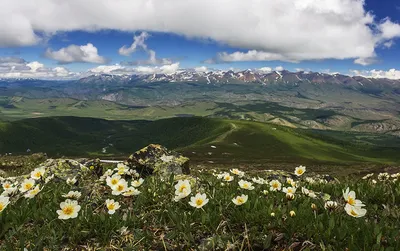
(0, 116), (398, 165)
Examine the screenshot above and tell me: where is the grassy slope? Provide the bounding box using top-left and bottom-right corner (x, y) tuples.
(0, 116), (399, 165)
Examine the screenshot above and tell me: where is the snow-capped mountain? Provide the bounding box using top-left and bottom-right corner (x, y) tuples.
(77, 70), (400, 89)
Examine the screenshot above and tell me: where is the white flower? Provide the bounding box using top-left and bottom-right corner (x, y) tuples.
(24, 185), (42, 199)
(270, 212), (275, 217)
(112, 179), (128, 195)
(345, 204), (367, 218)
(175, 180), (191, 194)
(123, 187), (141, 197)
(269, 180), (282, 191)
(342, 187), (365, 207)
(30, 167), (46, 180)
(286, 178), (295, 185)
(238, 180), (254, 190)
(66, 177), (77, 185)
(308, 192), (317, 199)
(131, 178), (144, 188)
(289, 210), (296, 217)
(57, 199), (81, 220)
(19, 179), (35, 193)
(103, 169), (114, 177)
(217, 172), (229, 179)
(2, 186), (17, 196)
(252, 177), (266, 185)
(115, 163), (130, 175)
(362, 173), (374, 180)
(62, 191), (82, 199)
(223, 174), (234, 182)
(106, 199), (121, 214)
(128, 169), (140, 177)
(294, 165), (306, 176)
(0, 196), (10, 213)
(189, 193), (209, 208)
(324, 201), (338, 211)
(160, 155), (174, 163)
(230, 169), (245, 177)
(232, 194), (248, 206)
(378, 172), (390, 181)
(174, 180), (191, 201)
(106, 174), (121, 188)
(282, 186), (297, 194)
(2, 181), (12, 190)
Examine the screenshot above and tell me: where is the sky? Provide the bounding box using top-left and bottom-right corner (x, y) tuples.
(1, 0), (400, 79)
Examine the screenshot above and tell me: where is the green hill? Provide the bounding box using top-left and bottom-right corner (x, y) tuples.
(0, 116), (399, 164)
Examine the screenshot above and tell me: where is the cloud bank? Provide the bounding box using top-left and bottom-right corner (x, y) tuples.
(0, 57), (79, 79)
(1, 0), (400, 65)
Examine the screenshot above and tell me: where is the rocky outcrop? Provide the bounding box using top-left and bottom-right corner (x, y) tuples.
(127, 144), (190, 178)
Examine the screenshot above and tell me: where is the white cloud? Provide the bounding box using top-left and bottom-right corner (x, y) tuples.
(350, 68), (400, 80)
(211, 51), (293, 63)
(0, 57), (78, 79)
(119, 32), (150, 56)
(88, 63), (180, 75)
(258, 67), (273, 73)
(88, 64), (124, 74)
(45, 43), (107, 64)
(353, 57), (378, 66)
(194, 66), (208, 72)
(0, 0), (399, 64)
(383, 40), (395, 48)
(119, 32), (173, 65)
(275, 66), (284, 71)
(377, 18), (400, 40)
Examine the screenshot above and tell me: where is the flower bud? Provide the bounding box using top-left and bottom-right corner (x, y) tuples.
(286, 193), (295, 201)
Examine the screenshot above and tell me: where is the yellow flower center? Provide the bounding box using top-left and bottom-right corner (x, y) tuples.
(243, 184), (249, 189)
(4, 184), (10, 189)
(195, 199), (204, 206)
(225, 176), (231, 181)
(297, 169), (304, 175)
(24, 183), (32, 190)
(111, 179), (118, 185)
(34, 172), (41, 178)
(272, 183), (278, 188)
(117, 184), (125, 191)
(348, 197), (355, 206)
(0, 203), (4, 211)
(108, 204), (115, 210)
(350, 209), (358, 216)
(237, 198), (244, 204)
(62, 206), (74, 215)
(179, 185), (187, 192)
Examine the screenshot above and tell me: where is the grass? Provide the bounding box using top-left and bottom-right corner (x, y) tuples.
(0, 116), (399, 166)
(0, 164), (399, 250)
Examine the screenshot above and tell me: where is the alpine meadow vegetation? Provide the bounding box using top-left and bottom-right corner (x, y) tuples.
(0, 162), (400, 250)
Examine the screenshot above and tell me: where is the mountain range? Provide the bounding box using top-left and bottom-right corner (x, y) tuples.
(0, 70), (399, 136)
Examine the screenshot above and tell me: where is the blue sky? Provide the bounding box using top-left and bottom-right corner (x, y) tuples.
(1, 0), (400, 79)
